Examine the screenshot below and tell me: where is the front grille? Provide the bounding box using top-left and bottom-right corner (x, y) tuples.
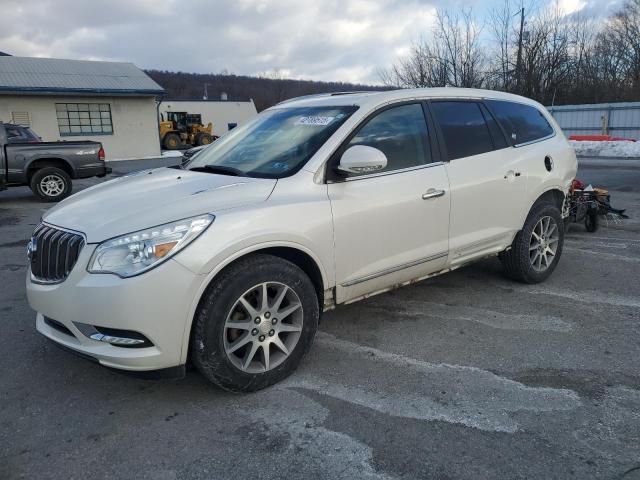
(30, 224), (85, 283)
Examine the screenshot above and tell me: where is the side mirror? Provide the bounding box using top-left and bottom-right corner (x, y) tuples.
(336, 145), (387, 175)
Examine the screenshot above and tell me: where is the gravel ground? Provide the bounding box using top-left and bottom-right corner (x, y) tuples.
(1, 160), (639, 480)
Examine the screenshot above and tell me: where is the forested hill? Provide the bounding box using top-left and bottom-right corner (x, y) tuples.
(145, 70), (389, 111)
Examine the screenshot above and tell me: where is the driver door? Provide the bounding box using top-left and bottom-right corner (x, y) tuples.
(327, 102), (450, 304)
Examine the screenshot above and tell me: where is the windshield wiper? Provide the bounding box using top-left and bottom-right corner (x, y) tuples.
(189, 165), (247, 177)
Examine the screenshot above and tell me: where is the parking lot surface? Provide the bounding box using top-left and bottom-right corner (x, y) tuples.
(1, 160), (639, 479)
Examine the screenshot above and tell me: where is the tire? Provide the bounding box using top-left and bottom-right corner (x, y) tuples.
(163, 133), (181, 150)
(29, 167), (72, 202)
(499, 202), (564, 284)
(190, 254), (319, 392)
(196, 133), (214, 146)
(585, 211), (599, 232)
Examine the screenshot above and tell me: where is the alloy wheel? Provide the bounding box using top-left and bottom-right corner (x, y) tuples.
(40, 175), (65, 197)
(223, 282), (303, 373)
(529, 215), (559, 272)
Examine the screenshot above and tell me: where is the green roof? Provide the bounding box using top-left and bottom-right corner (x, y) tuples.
(0, 56), (164, 96)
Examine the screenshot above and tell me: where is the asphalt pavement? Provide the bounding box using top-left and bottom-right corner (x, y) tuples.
(1, 158), (639, 479)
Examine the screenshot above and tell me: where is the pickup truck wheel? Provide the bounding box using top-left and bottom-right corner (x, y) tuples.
(30, 167), (72, 202)
(499, 202), (564, 284)
(191, 254), (319, 392)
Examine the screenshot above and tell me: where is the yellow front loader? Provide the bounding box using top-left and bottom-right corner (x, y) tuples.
(159, 112), (218, 150)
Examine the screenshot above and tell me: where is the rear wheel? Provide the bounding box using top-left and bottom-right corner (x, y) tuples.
(499, 202), (564, 283)
(30, 167), (72, 202)
(163, 133), (181, 150)
(191, 254), (319, 392)
(585, 211), (599, 232)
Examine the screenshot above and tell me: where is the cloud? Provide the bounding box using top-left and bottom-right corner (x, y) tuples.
(0, 0), (624, 84)
(0, 0), (444, 83)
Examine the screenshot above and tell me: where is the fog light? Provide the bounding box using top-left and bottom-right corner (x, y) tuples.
(89, 333), (146, 346)
(73, 322), (154, 348)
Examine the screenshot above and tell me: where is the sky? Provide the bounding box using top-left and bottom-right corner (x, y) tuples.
(0, 0), (624, 84)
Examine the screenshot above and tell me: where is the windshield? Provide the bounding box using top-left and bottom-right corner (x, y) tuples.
(185, 105), (358, 178)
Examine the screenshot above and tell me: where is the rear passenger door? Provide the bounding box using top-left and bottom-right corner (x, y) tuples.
(485, 99), (558, 209)
(429, 100), (524, 265)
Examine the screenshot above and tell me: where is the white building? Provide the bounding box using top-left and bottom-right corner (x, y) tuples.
(0, 56), (164, 160)
(160, 98), (257, 136)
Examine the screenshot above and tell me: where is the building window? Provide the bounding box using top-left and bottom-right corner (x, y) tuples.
(11, 111), (31, 127)
(55, 103), (113, 136)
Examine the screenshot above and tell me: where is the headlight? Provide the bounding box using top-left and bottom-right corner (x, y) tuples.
(88, 214), (214, 277)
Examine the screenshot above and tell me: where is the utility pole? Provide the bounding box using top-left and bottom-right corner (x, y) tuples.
(515, 7), (525, 91)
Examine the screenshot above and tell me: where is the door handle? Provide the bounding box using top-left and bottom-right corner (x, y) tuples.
(422, 188), (446, 200)
(504, 170), (521, 179)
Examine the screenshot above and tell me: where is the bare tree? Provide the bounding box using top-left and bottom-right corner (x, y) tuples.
(486, 0), (516, 91)
(380, 8), (485, 88)
(381, 0), (640, 105)
(605, 0), (640, 98)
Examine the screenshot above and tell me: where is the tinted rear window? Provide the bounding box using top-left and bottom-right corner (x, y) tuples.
(6, 126), (39, 143)
(479, 104), (508, 150)
(486, 100), (554, 145)
(431, 101), (494, 160)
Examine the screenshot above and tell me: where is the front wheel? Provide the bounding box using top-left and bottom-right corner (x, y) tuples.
(499, 202), (564, 284)
(30, 167), (72, 202)
(196, 133), (214, 146)
(191, 254), (319, 392)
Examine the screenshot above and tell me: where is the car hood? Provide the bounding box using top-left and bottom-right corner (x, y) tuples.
(43, 167), (277, 243)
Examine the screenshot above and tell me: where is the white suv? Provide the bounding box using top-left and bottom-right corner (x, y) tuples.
(27, 88), (577, 391)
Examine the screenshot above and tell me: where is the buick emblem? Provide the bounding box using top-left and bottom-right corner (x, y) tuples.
(27, 237), (37, 262)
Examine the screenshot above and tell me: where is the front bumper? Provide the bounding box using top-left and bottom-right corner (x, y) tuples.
(27, 245), (204, 372)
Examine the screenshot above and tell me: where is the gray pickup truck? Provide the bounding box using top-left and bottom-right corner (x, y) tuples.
(0, 122), (111, 201)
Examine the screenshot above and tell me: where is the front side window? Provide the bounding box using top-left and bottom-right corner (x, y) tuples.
(486, 100), (554, 145)
(55, 103), (113, 136)
(431, 101), (495, 161)
(187, 106), (357, 178)
(344, 103), (431, 176)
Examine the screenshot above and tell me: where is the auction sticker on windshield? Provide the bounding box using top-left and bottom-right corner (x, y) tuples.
(295, 116), (335, 126)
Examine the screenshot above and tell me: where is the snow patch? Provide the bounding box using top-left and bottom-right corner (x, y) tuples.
(570, 140), (640, 158)
(161, 150), (184, 157)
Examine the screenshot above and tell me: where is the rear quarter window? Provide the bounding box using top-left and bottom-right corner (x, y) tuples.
(486, 100), (554, 145)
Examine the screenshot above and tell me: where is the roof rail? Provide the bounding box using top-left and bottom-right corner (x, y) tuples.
(328, 91), (378, 96)
(276, 90), (380, 106)
(276, 93), (331, 106)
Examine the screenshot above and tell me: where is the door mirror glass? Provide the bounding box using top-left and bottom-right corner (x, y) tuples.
(337, 145), (388, 175)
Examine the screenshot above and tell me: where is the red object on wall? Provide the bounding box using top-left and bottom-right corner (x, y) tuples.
(569, 134), (636, 142)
